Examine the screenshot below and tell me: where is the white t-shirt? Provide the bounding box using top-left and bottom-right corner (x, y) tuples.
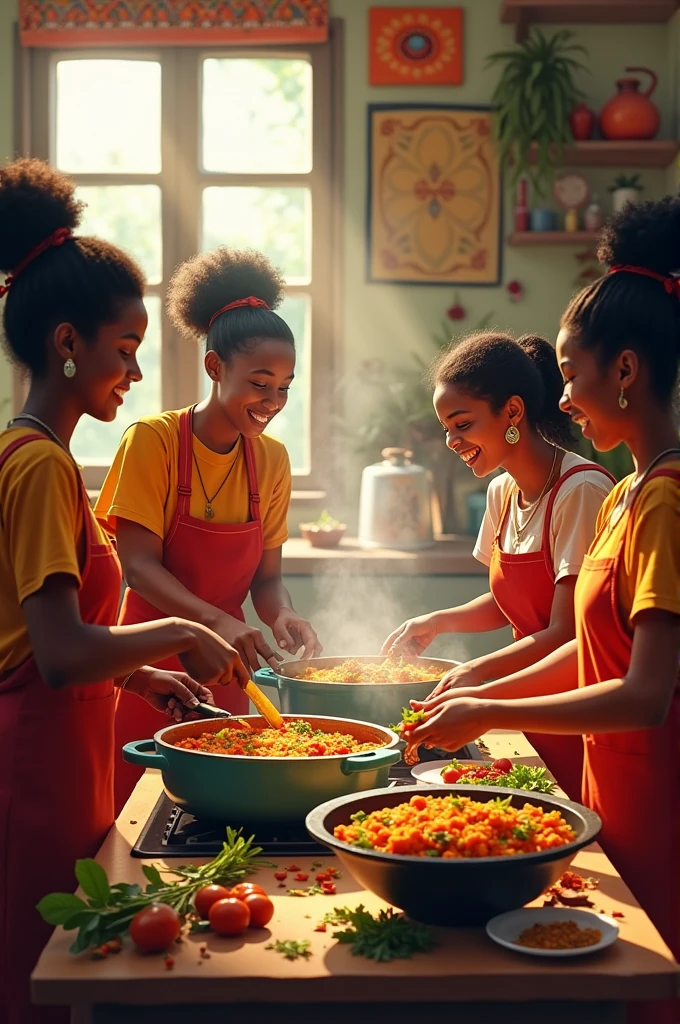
(473, 451), (614, 583)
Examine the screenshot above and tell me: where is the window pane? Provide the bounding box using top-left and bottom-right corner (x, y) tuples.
(56, 60), (161, 173)
(199, 294), (310, 474)
(202, 187), (311, 285)
(202, 58), (312, 174)
(71, 296), (162, 466)
(76, 185), (162, 285)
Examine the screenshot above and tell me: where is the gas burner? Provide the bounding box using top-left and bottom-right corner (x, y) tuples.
(131, 744), (480, 859)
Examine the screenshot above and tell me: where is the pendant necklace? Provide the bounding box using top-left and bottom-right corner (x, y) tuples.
(511, 447), (559, 549)
(606, 447), (680, 534)
(192, 436), (241, 520)
(7, 413), (76, 464)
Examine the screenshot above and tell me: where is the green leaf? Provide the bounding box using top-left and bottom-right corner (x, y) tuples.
(36, 893), (88, 926)
(75, 860), (111, 905)
(142, 865), (163, 887)
(69, 914), (102, 955)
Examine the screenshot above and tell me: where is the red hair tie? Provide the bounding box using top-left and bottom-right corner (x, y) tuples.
(609, 263), (680, 299)
(0, 227), (73, 298)
(208, 295), (270, 330)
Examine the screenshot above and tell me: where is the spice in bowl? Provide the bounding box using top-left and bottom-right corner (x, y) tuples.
(516, 920), (602, 950)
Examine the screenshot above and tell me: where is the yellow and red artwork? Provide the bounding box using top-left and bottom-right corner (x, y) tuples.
(368, 106), (501, 286)
(369, 7), (463, 86)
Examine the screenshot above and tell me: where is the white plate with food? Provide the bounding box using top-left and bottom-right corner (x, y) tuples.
(486, 907), (619, 958)
(411, 757), (557, 793)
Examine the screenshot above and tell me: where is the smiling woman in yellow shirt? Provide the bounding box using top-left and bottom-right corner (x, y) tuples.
(95, 246), (321, 812)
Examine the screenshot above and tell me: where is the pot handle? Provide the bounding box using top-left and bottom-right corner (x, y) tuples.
(253, 667), (280, 690)
(122, 739), (169, 771)
(341, 748), (401, 775)
(625, 66), (657, 98)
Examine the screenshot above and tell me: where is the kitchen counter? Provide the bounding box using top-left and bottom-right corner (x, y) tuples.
(281, 535), (485, 575)
(32, 732), (679, 1024)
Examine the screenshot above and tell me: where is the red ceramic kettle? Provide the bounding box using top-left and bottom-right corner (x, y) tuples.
(600, 67), (660, 140)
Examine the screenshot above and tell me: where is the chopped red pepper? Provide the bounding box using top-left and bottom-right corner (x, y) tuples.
(164, 956), (175, 970)
(612, 911), (625, 918)
(321, 882), (336, 895)
(316, 872), (330, 883)
(325, 867), (339, 878)
(287, 864), (301, 872)
(314, 923), (327, 932)
(274, 872), (288, 880)
(295, 873), (309, 882)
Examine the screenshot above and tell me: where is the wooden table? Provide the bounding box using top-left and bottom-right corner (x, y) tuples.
(32, 732), (679, 1024)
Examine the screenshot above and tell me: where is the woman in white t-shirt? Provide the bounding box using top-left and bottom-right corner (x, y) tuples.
(382, 331), (614, 797)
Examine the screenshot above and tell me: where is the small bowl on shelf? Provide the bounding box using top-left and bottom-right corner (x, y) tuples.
(299, 515), (347, 549)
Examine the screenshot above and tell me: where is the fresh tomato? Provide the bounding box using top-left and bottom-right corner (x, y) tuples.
(442, 767), (462, 783)
(242, 893), (274, 928)
(229, 882), (266, 900)
(130, 904), (181, 953)
(208, 898), (250, 936)
(194, 884), (231, 920)
(492, 758), (513, 774)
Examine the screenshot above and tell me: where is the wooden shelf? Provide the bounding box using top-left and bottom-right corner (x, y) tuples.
(508, 231), (599, 246)
(501, 0), (679, 41)
(528, 140), (679, 168)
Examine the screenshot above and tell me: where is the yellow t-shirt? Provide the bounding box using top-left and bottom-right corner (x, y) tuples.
(589, 456), (680, 627)
(95, 408), (291, 549)
(0, 427), (109, 673)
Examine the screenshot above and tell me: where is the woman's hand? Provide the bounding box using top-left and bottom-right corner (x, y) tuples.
(407, 695), (493, 752)
(125, 666), (214, 721)
(380, 613), (440, 656)
(178, 621), (251, 687)
(213, 613), (284, 673)
(273, 609), (322, 660)
(418, 662), (485, 702)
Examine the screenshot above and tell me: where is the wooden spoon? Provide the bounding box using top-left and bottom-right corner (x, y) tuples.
(241, 677), (284, 729)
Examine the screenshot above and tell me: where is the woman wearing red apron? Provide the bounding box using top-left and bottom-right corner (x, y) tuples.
(408, 198), (680, 1022)
(0, 159), (246, 1024)
(96, 247), (321, 813)
(383, 332), (614, 797)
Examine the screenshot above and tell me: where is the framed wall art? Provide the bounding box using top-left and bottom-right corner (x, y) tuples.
(367, 104), (502, 286)
(369, 7), (463, 86)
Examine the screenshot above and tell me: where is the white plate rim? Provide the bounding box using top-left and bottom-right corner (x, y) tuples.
(486, 907), (620, 958)
(411, 759), (481, 785)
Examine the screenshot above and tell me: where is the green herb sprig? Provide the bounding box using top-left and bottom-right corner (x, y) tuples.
(37, 828), (271, 954)
(323, 905), (434, 962)
(388, 707), (426, 731)
(266, 939), (312, 961)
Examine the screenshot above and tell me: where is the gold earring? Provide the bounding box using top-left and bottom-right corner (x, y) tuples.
(618, 387), (628, 410)
(505, 424), (520, 444)
(63, 358), (76, 378)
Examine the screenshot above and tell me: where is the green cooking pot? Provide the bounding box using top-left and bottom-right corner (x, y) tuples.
(122, 714), (400, 824)
(254, 655), (458, 728)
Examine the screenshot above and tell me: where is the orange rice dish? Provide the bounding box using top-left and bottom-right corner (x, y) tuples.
(333, 793), (576, 858)
(174, 719), (380, 758)
(299, 657), (442, 685)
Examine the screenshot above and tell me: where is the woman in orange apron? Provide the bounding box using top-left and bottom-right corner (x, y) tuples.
(383, 331), (614, 798)
(408, 198), (680, 1019)
(95, 247), (321, 813)
(0, 159), (246, 1024)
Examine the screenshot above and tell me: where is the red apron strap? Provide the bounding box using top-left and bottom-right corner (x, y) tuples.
(540, 462), (616, 578)
(176, 408), (194, 517)
(242, 437), (261, 523)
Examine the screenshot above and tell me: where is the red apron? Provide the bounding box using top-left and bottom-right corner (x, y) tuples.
(114, 407), (263, 813)
(576, 468), (680, 973)
(0, 434), (120, 1024)
(489, 462), (615, 799)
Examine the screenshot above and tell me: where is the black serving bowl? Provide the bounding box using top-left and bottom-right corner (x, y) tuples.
(305, 785), (601, 926)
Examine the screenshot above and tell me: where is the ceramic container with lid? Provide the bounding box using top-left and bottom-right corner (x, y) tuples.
(358, 447), (434, 550)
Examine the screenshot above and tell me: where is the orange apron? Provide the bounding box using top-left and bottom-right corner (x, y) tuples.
(0, 434), (120, 1024)
(489, 463), (615, 799)
(576, 468), (680, 955)
(114, 407), (263, 813)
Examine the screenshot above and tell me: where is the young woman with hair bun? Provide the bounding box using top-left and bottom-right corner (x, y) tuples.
(96, 246), (321, 812)
(0, 159), (246, 1024)
(408, 198), (680, 1005)
(382, 330), (615, 798)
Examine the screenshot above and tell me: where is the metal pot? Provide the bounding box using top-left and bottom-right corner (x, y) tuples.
(122, 715), (400, 824)
(254, 655), (458, 728)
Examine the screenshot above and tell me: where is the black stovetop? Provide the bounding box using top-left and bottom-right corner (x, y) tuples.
(131, 744), (479, 859)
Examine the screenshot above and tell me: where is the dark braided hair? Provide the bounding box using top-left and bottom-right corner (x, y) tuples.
(561, 195), (680, 402)
(167, 246), (294, 360)
(428, 330), (575, 448)
(0, 158), (145, 377)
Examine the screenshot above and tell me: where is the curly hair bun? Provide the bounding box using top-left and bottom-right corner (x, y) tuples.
(597, 195), (680, 276)
(167, 246), (286, 341)
(0, 158), (84, 274)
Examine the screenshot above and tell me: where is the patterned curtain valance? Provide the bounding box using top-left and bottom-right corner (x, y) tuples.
(19, 0), (328, 47)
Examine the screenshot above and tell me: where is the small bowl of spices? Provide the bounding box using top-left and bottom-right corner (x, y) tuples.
(486, 907), (619, 958)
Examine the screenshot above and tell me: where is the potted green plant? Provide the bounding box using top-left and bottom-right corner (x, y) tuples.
(299, 510), (347, 549)
(487, 29), (588, 197)
(607, 172), (643, 215)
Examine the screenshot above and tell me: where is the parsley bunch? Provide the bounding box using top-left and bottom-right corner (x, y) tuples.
(324, 905), (434, 962)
